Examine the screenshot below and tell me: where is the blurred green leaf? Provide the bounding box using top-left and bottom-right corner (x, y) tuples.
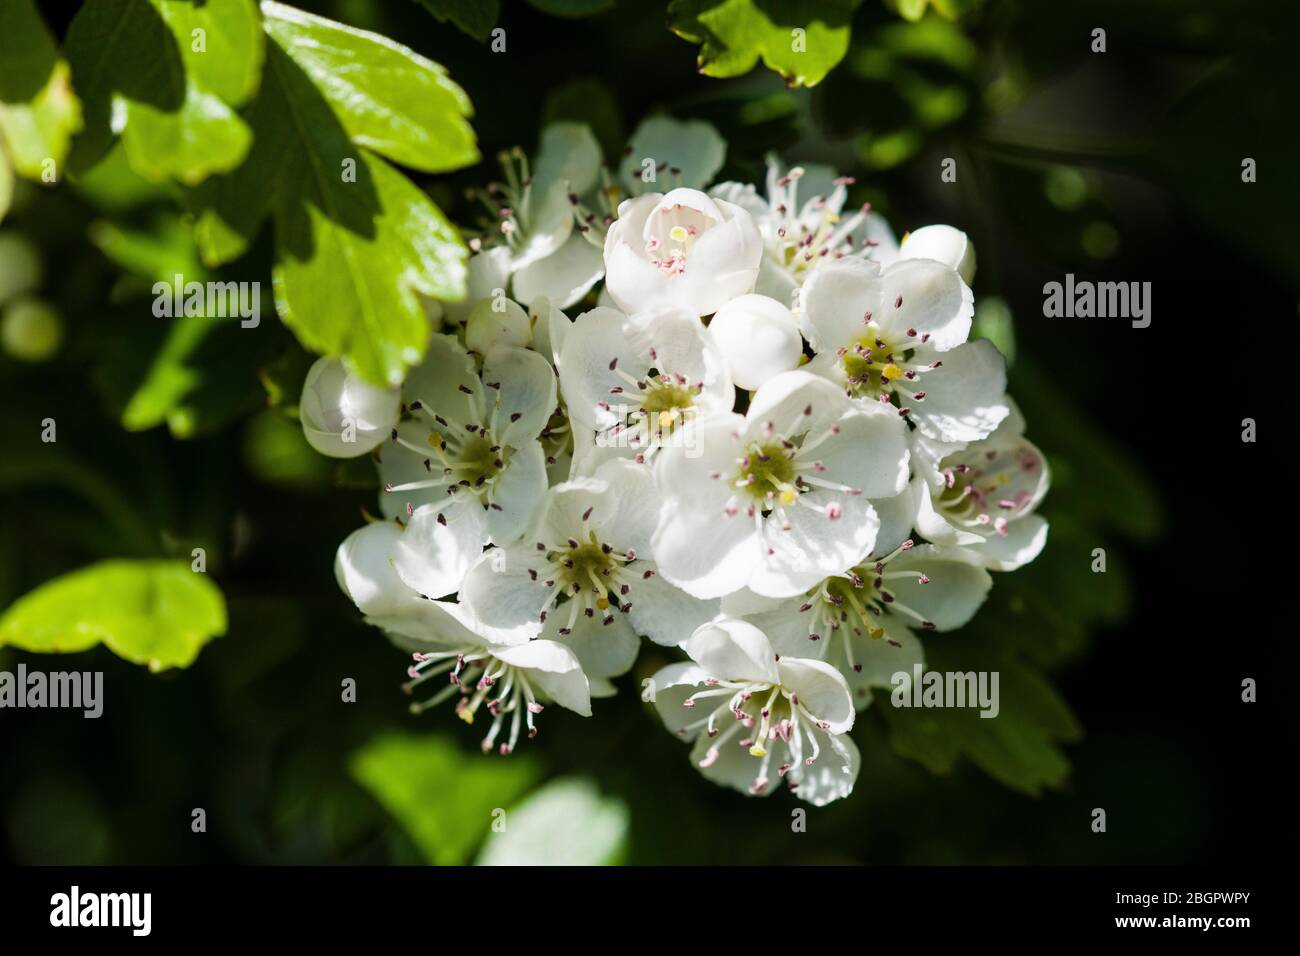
(0, 559), (227, 671)
(879, 640), (1082, 796)
(0, 0), (83, 180)
(1011, 358), (1163, 541)
(190, 3), (474, 386)
(64, 0), (260, 185)
(350, 733), (540, 866)
(477, 778), (628, 866)
(669, 0), (862, 88)
(524, 0), (615, 17)
(415, 0), (500, 40)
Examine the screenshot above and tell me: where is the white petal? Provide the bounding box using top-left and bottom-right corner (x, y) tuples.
(493, 639), (592, 717)
(592, 457), (661, 557)
(485, 439), (548, 545)
(683, 618), (779, 684)
(898, 224), (976, 285)
(483, 345), (557, 448)
(967, 514), (1049, 571)
(708, 294), (803, 390)
(799, 257), (882, 354)
(625, 559), (720, 647)
(334, 520), (416, 615)
(513, 232), (605, 310)
(391, 501), (486, 599)
(442, 247), (512, 326)
(748, 493), (877, 598)
(787, 728), (859, 806)
(458, 546), (549, 644)
(549, 611), (640, 681)
(909, 338), (1009, 443)
(465, 296), (532, 355)
(886, 544), (992, 630)
(776, 657), (855, 734)
(400, 334), (483, 425)
(810, 402), (910, 499)
(873, 257), (973, 352)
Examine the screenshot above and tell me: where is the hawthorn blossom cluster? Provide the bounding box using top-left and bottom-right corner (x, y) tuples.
(300, 118), (1050, 805)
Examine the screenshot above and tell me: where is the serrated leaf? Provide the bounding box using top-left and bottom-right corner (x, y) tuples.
(64, 0), (260, 184)
(191, 6), (474, 386)
(0, 560), (228, 671)
(668, 0), (862, 88)
(350, 733), (539, 866)
(414, 0), (501, 41)
(0, 0), (83, 179)
(879, 638), (1082, 796)
(264, 2), (477, 173)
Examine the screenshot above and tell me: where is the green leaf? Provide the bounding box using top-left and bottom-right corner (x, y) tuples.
(0, 0), (83, 179)
(64, 0), (260, 184)
(264, 3), (477, 173)
(0, 560), (228, 671)
(879, 639), (1082, 796)
(191, 3), (475, 386)
(523, 0), (615, 17)
(414, 0), (501, 41)
(476, 778), (628, 866)
(350, 733), (540, 866)
(668, 0), (862, 88)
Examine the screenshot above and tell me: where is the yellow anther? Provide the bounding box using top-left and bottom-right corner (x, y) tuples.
(868, 625), (885, 640)
(596, 597), (610, 611)
(779, 488), (798, 506)
(669, 225), (689, 243)
(881, 363), (904, 381)
(458, 708), (475, 725)
(749, 744), (768, 758)
(658, 409), (678, 428)
(427, 429), (444, 447)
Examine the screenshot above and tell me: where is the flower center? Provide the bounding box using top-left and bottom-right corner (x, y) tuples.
(677, 672), (836, 796)
(938, 446), (1042, 536)
(532, 520), (639, 635)
(600, 351), (705, 460)
(735, 440), (799, 506)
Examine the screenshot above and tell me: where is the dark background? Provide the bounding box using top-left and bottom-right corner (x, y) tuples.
(0, 0), (1292, 864)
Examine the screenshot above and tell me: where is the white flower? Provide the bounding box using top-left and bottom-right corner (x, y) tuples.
(441, 246), (513, 326)
(332, 521), (591, 753)
(558, 304), (732, 461)
(710, 158), (898, 307)
(651, 618), (858, 804)
(471, 124), (606, 310)
(378, 334), (556, 545)
(299, 356), (400, 458)
(652, 370), (910, 600)
(603, 188), (763, 317)
(911, 402), (1050, 570)
(707, 294), (803, 391)
(459, 457), (719, 683)
(723, 541), (991, 709)
(800, 258), (1009, 443)
(896, 224), (977, 285)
